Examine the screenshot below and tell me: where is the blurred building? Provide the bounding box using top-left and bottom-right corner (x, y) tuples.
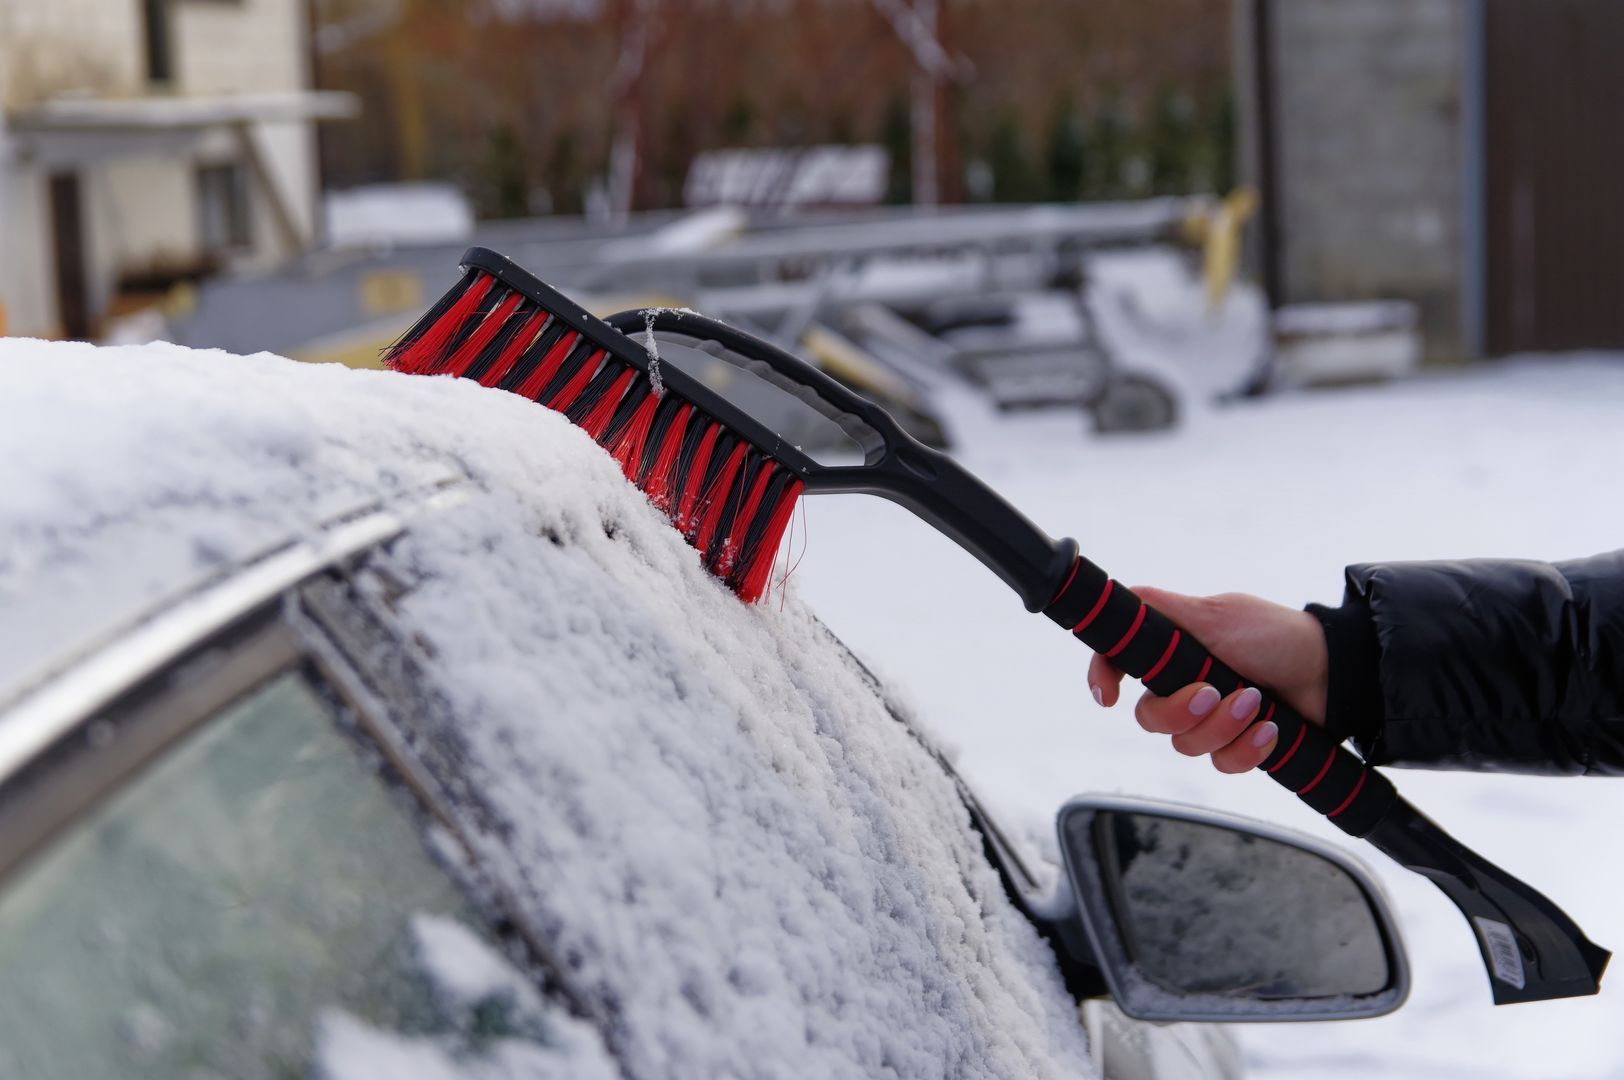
(1237, 0), (1624, 362)
(0, 0), (355, 339)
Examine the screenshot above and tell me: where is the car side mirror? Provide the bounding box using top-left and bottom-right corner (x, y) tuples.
(1056, 797), (1409, 1022)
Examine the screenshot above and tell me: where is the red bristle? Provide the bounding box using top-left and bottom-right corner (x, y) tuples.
(735, 478), (804, 603)
(391, 274), (493, 373)
(642, 404), (693, 509)
(581, 368), (637, 441)
(694, 444), (748, 557)
(717, 464), (776, 577)
(441, 292), (522, 377)
(545, 349), (607, 411)
(675, 424), (720, 532)
(608, 392), (661, 478)
(478, 311), (548, 387)
(514, 331), (579, 400)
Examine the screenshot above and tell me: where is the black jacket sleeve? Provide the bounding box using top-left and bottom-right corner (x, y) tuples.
(1309, 550), (1624, 775)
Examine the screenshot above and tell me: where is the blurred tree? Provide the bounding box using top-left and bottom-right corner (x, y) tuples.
(1087, 94), (1130, 198)
(654, 108), (694, 207)
(1209, 88), (1236, 194)
(482, 126), (530, 218)
(880, 95), (912, 204)
(723, 96), (757, 146)
(829, 109), (857, 145)
(547, 130), (581, 215)
(987, 110), (1040, 202)
(310, 0), (1236, 214)
(1147, 84), (1196, 195)
(1045, 93), (1086, 202)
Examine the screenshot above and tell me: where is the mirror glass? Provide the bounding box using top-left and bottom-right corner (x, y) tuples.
(651, 333), (878, 465)
(1089, 811), (1390, 999)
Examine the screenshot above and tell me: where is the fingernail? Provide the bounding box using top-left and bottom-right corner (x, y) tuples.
(1232, 687), (1262, 721)
(1189, 686), (1221, 717)
(1091, 685), (1104, 707)
(1251, 720), (1279, 749)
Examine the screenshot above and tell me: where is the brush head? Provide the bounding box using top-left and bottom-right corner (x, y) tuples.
(386, 261), (803, 603)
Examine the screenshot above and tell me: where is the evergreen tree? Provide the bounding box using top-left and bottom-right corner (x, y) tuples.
(1147, 84), (1196, 195)
(987, 110), (1039, 203)
(880, 95), (912, 204)
(1088, 94), (1129, 198)
(547, 130), (579, 215)
(483, 125), (528, 218)
(1045, 94), (1086, 202)
(723, 96), (757, 146)
(1209, 88), (1236, 195)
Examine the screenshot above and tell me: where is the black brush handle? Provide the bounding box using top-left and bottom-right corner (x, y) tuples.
(1045, 554), (1396, 837)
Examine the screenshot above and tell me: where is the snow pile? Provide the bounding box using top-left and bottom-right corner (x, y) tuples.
(0, 339), (1096, 1079)
(1084, 245), (1269, 402)
(324, 183), (475, 248)
(317, 917), (621, 1080)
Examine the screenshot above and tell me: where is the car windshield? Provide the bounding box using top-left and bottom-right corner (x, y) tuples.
(0, 671), (578, 1079)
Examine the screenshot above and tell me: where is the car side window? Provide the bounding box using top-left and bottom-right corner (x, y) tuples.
(0, 670), (579, 1079)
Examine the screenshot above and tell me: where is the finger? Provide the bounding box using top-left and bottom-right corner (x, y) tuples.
(1171, 687), (1263, 757)
(1134, 682), (1222, 735)
(1088, 653), (1126, 706)
(1212, 717), (1280, 774)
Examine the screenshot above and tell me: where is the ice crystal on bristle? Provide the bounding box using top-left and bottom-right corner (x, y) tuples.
(640, 307), (702, 398)
(643, 310), (665, 396)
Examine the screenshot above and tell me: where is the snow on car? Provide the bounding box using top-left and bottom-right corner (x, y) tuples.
(0, 340), (1098, 1078)
(0, 338), (1416, 1079)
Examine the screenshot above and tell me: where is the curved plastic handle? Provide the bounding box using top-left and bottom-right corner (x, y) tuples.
(1045, 554), (1396, 837)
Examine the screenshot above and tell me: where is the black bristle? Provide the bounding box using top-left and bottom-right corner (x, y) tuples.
(392, 254), (808, 604)
(462, 300), (540, 383)
(600, 374), (654, 446)
(672, 412), (714, 485)
(536, 339), (603, 405)
(441, 282), (512, 361)
(704, 450), (763, 566)
(636, 393), (689, 481)
(563, 360), (632, 426)
(728, 466), (795, 587)
(383, 267), (477, 365)
(495, 317), (567, 393)
(698, 430), (741, 500)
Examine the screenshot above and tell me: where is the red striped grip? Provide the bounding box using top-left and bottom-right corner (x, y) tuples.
(1045, 556), (1395, 837)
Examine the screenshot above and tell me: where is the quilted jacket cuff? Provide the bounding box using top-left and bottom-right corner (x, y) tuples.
(1305, 595), (1384, 750)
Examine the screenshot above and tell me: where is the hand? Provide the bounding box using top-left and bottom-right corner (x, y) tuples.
(1088, 587), (1329, 774)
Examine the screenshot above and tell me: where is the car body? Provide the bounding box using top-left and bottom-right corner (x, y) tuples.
(0, 339), (1397, 1077)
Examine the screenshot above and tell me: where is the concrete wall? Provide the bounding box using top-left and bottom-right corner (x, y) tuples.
(1258, 0), (1467, 362)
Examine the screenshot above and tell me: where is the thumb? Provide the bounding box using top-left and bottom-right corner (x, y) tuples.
(1127, 586), (1250, 684)
(1130, 585), (1219, 638)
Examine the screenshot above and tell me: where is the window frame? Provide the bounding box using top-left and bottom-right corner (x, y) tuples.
(0, 495), (606, 1053)
(196, 160), (254, 254)
(0, 607), (297, 891)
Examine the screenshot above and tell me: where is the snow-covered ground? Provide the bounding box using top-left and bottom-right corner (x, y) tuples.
(795, 356), (1624, 1080)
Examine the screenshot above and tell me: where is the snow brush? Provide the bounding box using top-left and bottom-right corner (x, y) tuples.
(389, 247), (1608, 1005)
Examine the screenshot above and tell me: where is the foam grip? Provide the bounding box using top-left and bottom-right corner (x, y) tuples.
(1044, 556), (1396, 837)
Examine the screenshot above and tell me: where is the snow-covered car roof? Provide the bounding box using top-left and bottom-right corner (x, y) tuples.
(0, 340), (1095, 1077)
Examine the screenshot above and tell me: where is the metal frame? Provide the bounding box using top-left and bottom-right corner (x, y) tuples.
(0, 609), (302, 888)
(1054, 794), (1411, 1023)
(0, 508), (406, 787)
